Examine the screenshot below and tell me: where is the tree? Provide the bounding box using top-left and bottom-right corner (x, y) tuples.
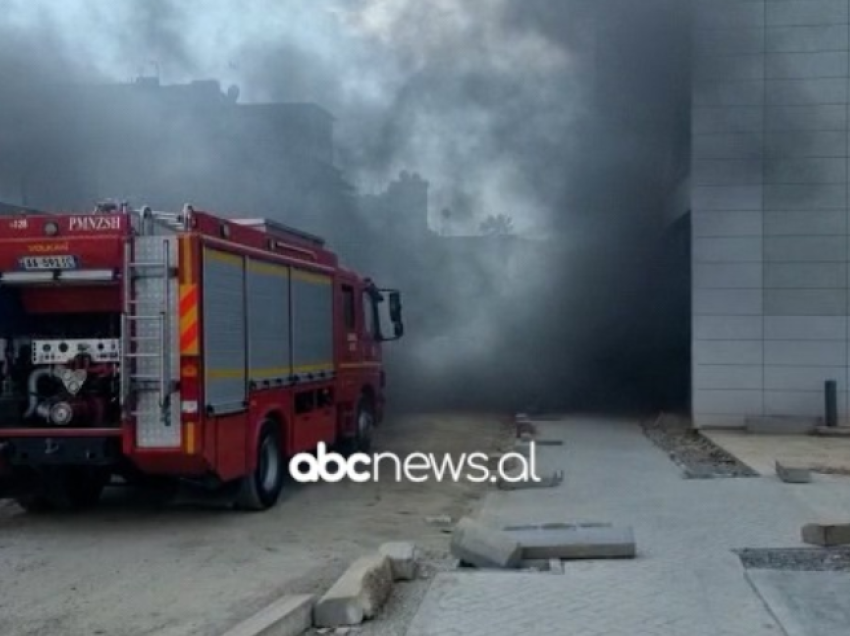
(479, 214), (515, 236)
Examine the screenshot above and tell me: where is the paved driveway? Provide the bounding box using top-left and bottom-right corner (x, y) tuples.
(406, 416), (850, 635)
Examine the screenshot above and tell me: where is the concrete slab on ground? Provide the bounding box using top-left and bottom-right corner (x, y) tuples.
(449, 517), (522, 569)
(776, 461), (812, 484)
(219, 595), (313, 636)
(407, 416), (850, 636)
(504, 525), (635, 560)
(746, 570), (850, 636)
(802, 523), (850, 547)
(704, 430), (850, 477)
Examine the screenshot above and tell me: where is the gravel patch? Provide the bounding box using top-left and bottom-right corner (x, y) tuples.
(737, 547), (850, 572)
(642, 415), (758, 479)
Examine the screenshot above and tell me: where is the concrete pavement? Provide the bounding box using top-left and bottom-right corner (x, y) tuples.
(746, 570), (850, 636)
(406, 416), (850, 636)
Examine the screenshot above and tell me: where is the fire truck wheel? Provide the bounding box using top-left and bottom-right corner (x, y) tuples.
(236, 421), (284, 511)
(354, 397), (375, 453)
(15, 467), (109, 513)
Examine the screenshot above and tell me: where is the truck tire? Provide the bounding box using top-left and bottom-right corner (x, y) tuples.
(15, 467), (109, 513)
(354, 397), (375, 454)
(236, 420), (284, 511)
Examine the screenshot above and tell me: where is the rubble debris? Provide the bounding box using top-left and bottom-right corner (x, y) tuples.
(642, 414), (758, 478)
(423, 515), (453, 527)
(379, 542), (418, 581)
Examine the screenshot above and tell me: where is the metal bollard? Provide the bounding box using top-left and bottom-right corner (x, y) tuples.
(825, 380), (838, 428)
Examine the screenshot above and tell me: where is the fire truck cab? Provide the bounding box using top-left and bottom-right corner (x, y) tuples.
(0, 203), (404, 511)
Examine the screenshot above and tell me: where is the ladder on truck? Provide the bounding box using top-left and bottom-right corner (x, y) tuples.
(120, 207), (185, 448)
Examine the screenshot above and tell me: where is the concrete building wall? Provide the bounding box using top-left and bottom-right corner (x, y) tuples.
(692, 0), (850, 427)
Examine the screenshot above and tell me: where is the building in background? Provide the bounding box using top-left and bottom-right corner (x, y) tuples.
(0, 77), (354, 241)
(356, 171), (431, 241)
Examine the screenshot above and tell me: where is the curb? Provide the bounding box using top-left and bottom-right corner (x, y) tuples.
(223, 543), (420, 634)
(219, 594), (314, 636)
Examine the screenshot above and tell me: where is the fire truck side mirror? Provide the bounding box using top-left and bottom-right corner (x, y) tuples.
(388, 292), (402, 323)
(388, 291), (403, 340)
(378, 289), (404, 342)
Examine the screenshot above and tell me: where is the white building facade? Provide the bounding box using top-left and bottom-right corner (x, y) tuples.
(691, 0), (850, 427)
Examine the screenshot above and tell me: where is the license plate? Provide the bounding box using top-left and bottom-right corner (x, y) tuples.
(18, 255), (79, 271)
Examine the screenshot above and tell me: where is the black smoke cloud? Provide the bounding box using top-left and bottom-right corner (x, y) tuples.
(0, 0), (693, 414)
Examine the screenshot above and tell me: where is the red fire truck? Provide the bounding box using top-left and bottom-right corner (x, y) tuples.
(0, 203), (404, 511)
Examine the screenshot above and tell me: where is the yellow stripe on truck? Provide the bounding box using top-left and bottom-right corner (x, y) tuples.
(291, 269), (331, 285)
(248, 260), (289, 278)
(339, 362), (382, 370)
(293, 363), (334, 374)
(184, 421), (197, 454)
(205, 248), (242, 266)
(251, 366), (293, 377)
(207, 369), (244, 380)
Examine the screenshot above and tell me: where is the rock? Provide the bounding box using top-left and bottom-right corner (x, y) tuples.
(450, 517), (522, 569)
(802, 523), (850, 547)
(424, 515), (453, 527)
(379, 542), (417, 581)
(219, 595), (314, 636)
(313, 554), (394, 627)
(775, 461), (812, 484)
(504, 525), (636, 560)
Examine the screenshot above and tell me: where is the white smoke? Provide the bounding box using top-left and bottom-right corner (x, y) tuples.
(4, 0), (587, 234)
